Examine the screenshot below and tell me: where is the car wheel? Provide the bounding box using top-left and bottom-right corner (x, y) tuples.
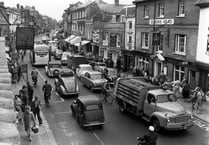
(152, 118), (161, 132)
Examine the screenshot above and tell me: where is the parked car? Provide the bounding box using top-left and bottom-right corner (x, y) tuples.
(70, 95), (105, 127)
(94, 62), (107, 72)
(61, 52), (72, 65)
(80, 71), (107, 92)
(45, 61), (62, 77)
(55, 69), (79, 97)
(54, 49), (63, 60)
(76, 64), (93, 79)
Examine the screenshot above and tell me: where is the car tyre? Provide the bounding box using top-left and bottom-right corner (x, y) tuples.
(152, 118), (161, 132)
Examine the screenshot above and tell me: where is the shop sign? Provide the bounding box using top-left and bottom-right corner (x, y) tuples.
(149, 19), (174, 25)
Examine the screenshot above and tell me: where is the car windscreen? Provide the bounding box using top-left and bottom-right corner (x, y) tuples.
(49, 64), (61, 68)
(98, 63), (106, 66)
(81, 66), (92, 71)
(157, 94), (177, 103)
(60, 71), (74, 77)
(91, 74), (102, 80)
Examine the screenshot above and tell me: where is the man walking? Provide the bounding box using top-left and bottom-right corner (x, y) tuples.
(31, 96), (43, 125)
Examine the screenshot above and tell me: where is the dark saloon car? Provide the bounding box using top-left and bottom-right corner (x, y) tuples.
(55, 69), (79, 97)
(45, 61), (62, 77)
(71, 95), (105, 127)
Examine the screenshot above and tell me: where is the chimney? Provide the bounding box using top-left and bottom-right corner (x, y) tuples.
(115, 0), (119, 6)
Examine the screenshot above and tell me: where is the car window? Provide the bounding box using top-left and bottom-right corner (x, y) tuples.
(147, 94), (155, 103)
(157, 94), (177, 103)
(86, 104), (100, 111)
(49, 64), (61, 68)
(91, 74), (102, 80)
(81, 66), (92, 71)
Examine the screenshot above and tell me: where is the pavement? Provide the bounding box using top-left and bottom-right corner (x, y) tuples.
(12, 78), (58, 145)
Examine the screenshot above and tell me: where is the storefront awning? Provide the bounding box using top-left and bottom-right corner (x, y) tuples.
(151, 53), (165, 61)
(64, 35), (75, 42)
(74, 40), (90, 47)
(70, 36), (82, 45)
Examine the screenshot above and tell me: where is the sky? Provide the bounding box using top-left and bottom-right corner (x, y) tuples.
(4, 0), (134, 21)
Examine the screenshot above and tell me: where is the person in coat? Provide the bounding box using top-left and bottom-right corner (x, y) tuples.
(31, 96), (43, 125)
(23, 106), (36, 142)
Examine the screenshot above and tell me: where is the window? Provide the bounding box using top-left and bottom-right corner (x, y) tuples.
(138, 57), (149, 70)
(141, 32), (149, 49)
(158, 2), (165, 17)
(178, 0), (185, 17)
(128, 36), (132, 43)
(207, 34), (209, 52)
(174, 65), (185, 81)
(129, 22), (132, 29)
(174, 34), (186, 55)
(157, 34), (164, 51)
(144, 5), (149, 18)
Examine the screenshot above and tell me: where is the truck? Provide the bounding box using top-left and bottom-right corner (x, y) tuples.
(114, 77), (194, 131)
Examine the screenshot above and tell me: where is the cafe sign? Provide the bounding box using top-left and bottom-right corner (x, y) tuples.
(149, 19), (174, 25)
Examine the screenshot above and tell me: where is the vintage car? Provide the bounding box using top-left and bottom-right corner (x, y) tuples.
(103, 67), (118, 84)
(54, 49), (63, 60)
(76, 64), (92, 79)
(61, 52), (72, 65)
(55, 69), (79, 97)
(45, 61), (62, 77)
(80, 71), (107, 92)
(70, 95), (105, 127)
(94, 62), (107, 72)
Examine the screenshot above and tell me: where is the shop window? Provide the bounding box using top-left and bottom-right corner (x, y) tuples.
(174, 65), (185, 81)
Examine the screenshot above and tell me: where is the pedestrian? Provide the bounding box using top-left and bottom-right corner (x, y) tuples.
(17, 63), (22, 82)
(31, 96), (43, 125)
(42, 80), (52, 106)
(23, 106), (36, 142)
(197, 88), (204, 111)
(14, 95), (23, 123)
(182, 80), (191, 99)
(158, 70), (166, 86)
(27, 82), (33, 105)
(22, 85), (29, 105)
(191, 86), (199, 112)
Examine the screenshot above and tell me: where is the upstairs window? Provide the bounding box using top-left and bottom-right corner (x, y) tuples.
(141, 32), (149, 49)
(158, 2), (165, 17)
(129, 22), (132, 29)
(128, 36), (132, 43)
(178, 0), (185, 17)
(157, 34), (164, 52)
(174, 34), (186, 55)
(144, 5), (149, 18)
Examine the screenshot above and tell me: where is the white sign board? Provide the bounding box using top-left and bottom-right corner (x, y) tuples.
(149, 19), (174, 25)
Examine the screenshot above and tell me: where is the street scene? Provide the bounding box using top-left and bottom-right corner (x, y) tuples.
(0, 0), (209, 145)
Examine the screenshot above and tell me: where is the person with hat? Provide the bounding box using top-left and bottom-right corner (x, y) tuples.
(142, 126), (158, 145)
(31, 96), (42, 125)
(23, 106), (36, 142)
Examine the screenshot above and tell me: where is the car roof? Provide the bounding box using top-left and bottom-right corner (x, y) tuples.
(78, 95), (101, 105)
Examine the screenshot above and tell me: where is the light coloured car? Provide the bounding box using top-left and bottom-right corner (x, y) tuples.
(94, 62), (107, 72)
(76, 64), (93, 79)
(55, 69), (79, 97)
(61, 52), (72, 65)
(80, 71), (107, 92)
(71, 95), (105, 127)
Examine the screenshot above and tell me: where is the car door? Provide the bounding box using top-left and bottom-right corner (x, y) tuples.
(143, 93), (157, 117)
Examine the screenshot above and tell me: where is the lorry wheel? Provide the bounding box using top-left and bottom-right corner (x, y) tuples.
(152, 118), (161, 132)
(119, 104), (125, 113)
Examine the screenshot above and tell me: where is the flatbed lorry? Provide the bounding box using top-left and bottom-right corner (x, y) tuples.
(114, 77), (194, 131)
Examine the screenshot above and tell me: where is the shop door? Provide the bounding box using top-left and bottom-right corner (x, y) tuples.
(189, 70), (196, 90)
(154, 61), (162, 77)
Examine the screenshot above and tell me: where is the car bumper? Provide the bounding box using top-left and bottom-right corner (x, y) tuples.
(82, 121), (105, 127)
(61, 60), (68, 65)
(164, 120), (194, 130)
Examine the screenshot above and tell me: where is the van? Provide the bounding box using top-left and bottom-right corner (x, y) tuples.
(67, 55), (88, 71)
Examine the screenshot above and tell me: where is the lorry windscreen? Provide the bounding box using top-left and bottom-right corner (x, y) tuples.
(157, 94), (177, 103)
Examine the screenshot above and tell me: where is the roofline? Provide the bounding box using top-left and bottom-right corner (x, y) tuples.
(195, 1), (209, 7)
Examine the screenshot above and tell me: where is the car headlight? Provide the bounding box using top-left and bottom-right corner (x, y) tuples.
(190, 114), (193, 119)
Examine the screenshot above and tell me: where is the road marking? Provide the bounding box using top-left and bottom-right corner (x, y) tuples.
(36, 68), (46, 81)
(54, 92), (65, 103)
(194, 119), (209, 133)
(93, 132), (105, 145)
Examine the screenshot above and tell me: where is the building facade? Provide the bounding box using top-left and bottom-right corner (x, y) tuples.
(134, 0), (200, 89)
